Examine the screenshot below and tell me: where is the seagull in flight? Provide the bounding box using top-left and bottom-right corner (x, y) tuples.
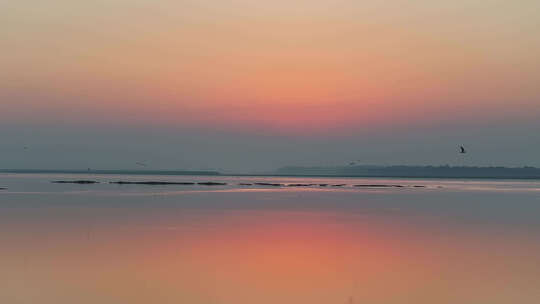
(459, 146), (466, 154)
(135, 162), (148, 167)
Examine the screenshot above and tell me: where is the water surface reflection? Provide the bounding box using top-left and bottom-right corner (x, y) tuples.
(1, 174), (539, 303)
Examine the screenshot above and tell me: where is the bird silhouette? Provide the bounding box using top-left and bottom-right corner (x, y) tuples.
(460, 146), (466, 154)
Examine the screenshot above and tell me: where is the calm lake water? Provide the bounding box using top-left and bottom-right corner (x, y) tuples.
(1, 173), (539, 304)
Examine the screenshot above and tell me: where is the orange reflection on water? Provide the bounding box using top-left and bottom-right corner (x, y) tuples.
(2, 209), (540, 304)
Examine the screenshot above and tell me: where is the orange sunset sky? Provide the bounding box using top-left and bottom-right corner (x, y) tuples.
(1, 0), (539, 170)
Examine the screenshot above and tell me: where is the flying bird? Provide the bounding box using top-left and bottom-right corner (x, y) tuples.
(459, 146), (466, 154)
(135, 162), (148, 167)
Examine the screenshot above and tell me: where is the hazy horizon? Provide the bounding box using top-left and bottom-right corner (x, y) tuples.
(1, 120), (539, 172)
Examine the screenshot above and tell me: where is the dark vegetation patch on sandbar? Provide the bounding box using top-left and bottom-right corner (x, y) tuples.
(110, 181), (195, 185)
(52, 180), (100, 184)
(197, 182), (227, 186)
(287, 184), (316, 187)
(254, 182), (282, 187)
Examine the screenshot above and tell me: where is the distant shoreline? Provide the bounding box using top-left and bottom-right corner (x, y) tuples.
(0, 169), (221, 176)
(273, 165), (540, 180)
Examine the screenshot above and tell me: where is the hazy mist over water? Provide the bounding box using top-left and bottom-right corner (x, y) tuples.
(1, 121), (539, 172)
(1, 174), (540, 303)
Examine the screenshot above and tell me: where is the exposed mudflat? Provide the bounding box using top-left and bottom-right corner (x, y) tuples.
(47, 179), (430, 189)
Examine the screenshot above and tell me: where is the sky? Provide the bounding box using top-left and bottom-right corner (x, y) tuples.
(1, 0), (540, 171)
